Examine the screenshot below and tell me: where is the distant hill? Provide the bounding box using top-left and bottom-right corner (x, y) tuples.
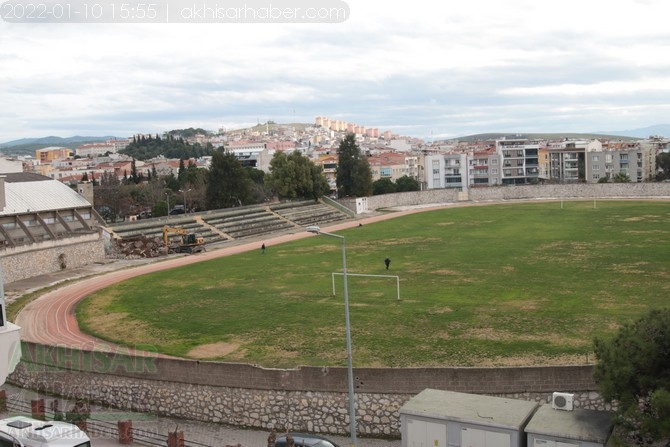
(439, 132), (641, 143)
(0, 135), (117, 148)
(0, 136), (118, 156)
(595, 124), (670, 139)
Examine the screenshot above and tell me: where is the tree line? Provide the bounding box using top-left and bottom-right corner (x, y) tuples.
(121, 133), (214, 160)
(93, 133), (397, 221)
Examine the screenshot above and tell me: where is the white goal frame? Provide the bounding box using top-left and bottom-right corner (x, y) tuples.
(331, 272), (401, 301)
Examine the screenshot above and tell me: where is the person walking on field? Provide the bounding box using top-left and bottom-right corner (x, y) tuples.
(385, 257), (391, 270)
(261, 243), (266, 254)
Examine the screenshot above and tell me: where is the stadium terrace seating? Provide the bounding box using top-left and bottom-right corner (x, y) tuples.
(270, 201), (352, 227)
(107, 200), (351, 249)
(108, 216), (226, 245)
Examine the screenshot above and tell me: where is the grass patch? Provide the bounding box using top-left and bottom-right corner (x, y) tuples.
(77, 201), (670, 367)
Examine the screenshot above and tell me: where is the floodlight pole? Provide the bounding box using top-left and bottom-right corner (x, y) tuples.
(179, 188), (191, 213)
(306, 225), (356, 447)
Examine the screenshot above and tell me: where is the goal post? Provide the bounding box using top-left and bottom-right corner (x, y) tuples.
(331, 272), (401, 301)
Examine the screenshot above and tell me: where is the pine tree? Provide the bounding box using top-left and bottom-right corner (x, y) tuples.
(336, 133), (372, 197)
(205, 151), (252, 209)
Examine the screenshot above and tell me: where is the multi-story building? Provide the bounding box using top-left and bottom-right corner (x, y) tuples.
(467, 148), (499, 186)
(368, 152), (412, 183)
(35, 147), (72, 164)
(545, 140), (600, 183)
(0, 157), (24, 174)
(265, 141), (296, 152)
(496, 139), (541, 185)
(366, 128), (380, 138)
(225, 143), (273, 171)
(584, 143), (651, 183)
(316, 154), (338, 193)
(425, 152), (467, 189)
(76, 142), (117, 158)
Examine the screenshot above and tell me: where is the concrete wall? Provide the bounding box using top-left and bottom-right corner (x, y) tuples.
(468, 183), (670, 202)
(345, 184), (670, 214)
(8, 343), (610, 437)
(1, 234), (105, 283)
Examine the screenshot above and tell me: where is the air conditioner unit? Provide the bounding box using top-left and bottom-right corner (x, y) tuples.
(552, 392), (574, 411)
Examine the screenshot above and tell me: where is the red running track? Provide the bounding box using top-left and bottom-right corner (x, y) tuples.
(15, 208), (444, 353)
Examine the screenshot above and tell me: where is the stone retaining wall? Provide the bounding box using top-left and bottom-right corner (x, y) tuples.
(8, 343), (609, 437)
(1, 234), (105, 283)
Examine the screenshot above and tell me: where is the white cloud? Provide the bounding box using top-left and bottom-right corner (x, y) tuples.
(1, 0), (670, 142)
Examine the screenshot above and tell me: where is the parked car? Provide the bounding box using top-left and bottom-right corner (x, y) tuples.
(275, 433), (340, 447)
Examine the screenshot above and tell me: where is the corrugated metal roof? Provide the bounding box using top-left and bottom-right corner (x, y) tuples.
(1, 176), (92, 216)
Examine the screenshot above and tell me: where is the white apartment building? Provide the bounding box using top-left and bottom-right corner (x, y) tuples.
(425, 153), (468, 189)
(76, 142), (117, 158)
(225, 143), (274, 172)
(496, 139), (541, 185)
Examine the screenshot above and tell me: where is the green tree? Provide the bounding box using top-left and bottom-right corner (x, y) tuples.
(597, 176), (609, 183)
(612, 172), (631, 183)
(395, 175), (421, 192)
(130, 158), (139, 184)
(245, 167), (272, 204)
(94, 171), (125, 222)
(655, 152), (670, 181)
(205, 151), (252, 209)
(593, 308), (670, 445)
(309, 163), (330, 200)
(336, 133), (372, 197)
(266, 150), (329, 200)
(372, 178), (396, 195)
(178, 158), (186, 181)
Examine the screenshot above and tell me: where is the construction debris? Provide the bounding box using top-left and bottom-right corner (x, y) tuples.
(110, 235), (163, 259)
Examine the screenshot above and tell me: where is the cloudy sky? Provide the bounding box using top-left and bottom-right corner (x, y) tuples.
(1, 0), (669, 142)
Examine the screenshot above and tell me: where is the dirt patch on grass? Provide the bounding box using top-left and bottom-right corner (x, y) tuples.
(433, 269), (460, 275)
(432, 306), (454, 314)
(475, 353), (594, 367)
(188, 342), (240, 359)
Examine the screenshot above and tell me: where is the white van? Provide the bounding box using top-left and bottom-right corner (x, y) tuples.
(0, 416), (91, 447)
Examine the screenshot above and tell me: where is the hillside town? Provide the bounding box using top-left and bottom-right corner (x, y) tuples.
(1, 117), (670, 197)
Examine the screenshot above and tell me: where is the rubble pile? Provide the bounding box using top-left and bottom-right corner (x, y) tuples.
(113, 235), (165, 258)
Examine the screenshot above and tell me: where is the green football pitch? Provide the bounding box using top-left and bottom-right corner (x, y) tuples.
(78, 200), (670, 368)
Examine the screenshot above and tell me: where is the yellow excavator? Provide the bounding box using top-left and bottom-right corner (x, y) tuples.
(162, 226), (206, 254)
